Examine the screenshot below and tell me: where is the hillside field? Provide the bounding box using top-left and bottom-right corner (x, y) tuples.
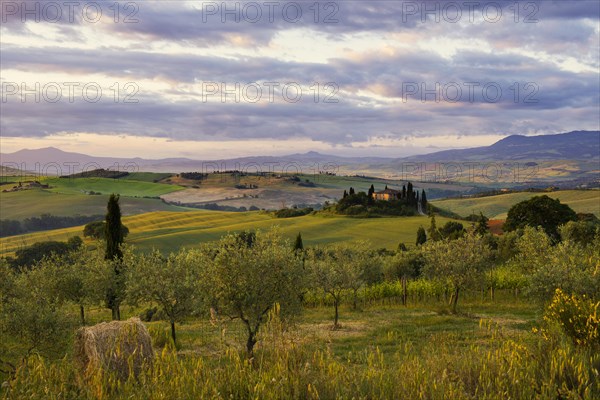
(0, 211), (458, 256)
(432, 189), (600, 219)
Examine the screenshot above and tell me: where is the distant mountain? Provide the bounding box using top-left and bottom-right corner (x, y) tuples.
(1, 131), (598, 176)
(399, 131), (600, 162)
(0, 147), (393, 175)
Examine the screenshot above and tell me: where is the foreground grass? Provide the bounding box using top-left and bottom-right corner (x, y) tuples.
(3, 296), (598, 399)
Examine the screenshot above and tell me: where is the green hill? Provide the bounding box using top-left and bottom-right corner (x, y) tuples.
(432, 190), (600, 219)
(0, 211), (456, 256)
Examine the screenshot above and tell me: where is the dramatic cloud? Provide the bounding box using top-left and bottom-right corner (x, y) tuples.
(1, 0), (598, 157)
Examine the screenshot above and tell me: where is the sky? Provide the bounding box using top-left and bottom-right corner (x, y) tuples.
(1, 0), (599, 159)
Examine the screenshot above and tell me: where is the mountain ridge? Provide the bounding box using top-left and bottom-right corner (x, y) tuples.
(1, 131), (598, 175)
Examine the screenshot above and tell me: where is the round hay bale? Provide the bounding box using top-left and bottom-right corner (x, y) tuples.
(74, 317), (153, 381)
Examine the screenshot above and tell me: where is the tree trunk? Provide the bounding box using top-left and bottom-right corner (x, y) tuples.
(490, 286), (495, 301)
(79, 305), (86, 326)
(112, 305), (121, 321)
(401, 276), (407, 306)
(452, 287), (460, 313)
(333, 299), (339, 329)
(170, 320), (177, 347)
(352, 289), (358, 310)
(246, 331), (256, 357)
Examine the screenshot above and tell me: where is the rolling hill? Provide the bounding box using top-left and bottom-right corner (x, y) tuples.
(432, 190), (600, 219)
(0, 211), (457, 256)
(1, 189), (598, 257)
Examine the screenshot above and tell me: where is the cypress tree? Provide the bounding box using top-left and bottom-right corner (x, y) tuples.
(421, 189), (427, 208)
(349, 187), (355, 195)
(343, 190), (348, 198)
(105, 194), (124, 260)
(105, 194), (124, 320)
(368, 184), (375, 198)
(475, 212), (489, 236)
(294, 232), (304, 252)
(402, 185), (406, 199)
(416, 226), (427, 246)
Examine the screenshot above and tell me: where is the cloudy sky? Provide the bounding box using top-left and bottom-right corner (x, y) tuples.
(1, 0), (599, 159)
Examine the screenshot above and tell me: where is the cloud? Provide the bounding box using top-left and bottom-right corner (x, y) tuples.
(1, 0), (598, 153)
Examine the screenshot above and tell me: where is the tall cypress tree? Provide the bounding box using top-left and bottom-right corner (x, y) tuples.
(349, 187), (355, 195)
(421, 189), (427, 208)
(294, 232), (304, 252)
(105, 194), (124, 260)
(416, 226), (427, 246)
(368, 184), (375, 198)
(105, 194), (124, 320)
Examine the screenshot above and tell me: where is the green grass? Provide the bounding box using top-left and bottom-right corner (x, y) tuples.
(41, 176), (184, 197)
(119, 172), (174, 182)
(0, 189), (193, 221)
(432, 189), (600, 219)
(0, 211), (458, 256)
(6, 294), (597, 399)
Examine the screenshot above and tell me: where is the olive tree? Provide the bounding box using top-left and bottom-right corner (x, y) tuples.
(203, 229), (304, 356)
(128, 249), (203, 346)
(422, 233), (492, 312)
(0, 261), (74, 360)
(514, 226), (600, 302)
(40, 248), (110, 326)
(307, 242), (380, 328)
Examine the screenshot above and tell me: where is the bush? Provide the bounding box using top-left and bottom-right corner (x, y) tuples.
(273, 207), (313, 218)
(543, 289), (599, 347)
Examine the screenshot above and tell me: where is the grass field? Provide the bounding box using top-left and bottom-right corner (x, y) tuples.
(40, 176), (184, 197)
(8, 293), (591, 399)
(432, 189), (600, 219)
(0, 211), (458, 256)
(0, 189), (193, 221)
(3, 188), (597, 256)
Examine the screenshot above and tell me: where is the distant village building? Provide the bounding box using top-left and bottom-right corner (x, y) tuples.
(373, 188), (400, 201)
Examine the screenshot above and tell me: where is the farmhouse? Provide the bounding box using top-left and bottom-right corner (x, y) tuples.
(373, 188), (400, 201)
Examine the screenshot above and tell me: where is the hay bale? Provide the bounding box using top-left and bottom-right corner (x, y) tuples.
(74, 317), (154, 380)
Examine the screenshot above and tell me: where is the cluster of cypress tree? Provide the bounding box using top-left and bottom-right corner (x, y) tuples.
(341, 182), (427, 211)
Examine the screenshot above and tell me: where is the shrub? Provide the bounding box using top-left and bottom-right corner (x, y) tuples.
(543, 289), (599, 347)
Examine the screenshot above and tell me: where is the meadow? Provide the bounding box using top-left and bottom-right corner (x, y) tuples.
(0, 211), (459, 256)
(4, 290), (598, 399)
(431, 189), (600, 219)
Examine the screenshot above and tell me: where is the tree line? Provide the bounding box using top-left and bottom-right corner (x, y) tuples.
(0, 214), (103, 238)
